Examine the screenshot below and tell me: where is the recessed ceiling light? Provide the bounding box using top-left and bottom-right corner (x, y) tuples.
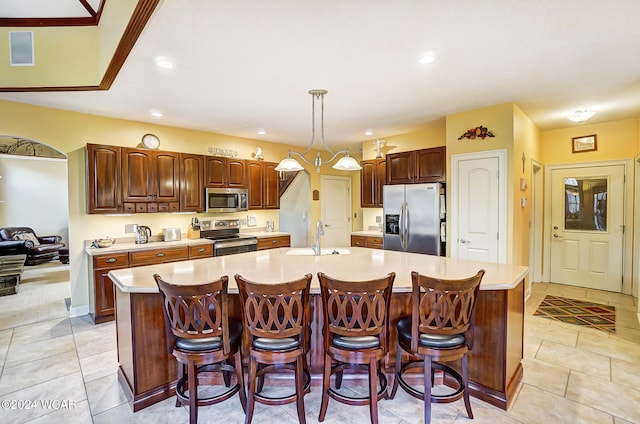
(154, 57), (174, 69)
(150, 111), (163, 118)
(257, 130), (267, 135)
(364, 131), (373, 136)
(419, 52), (436, 64)
(566, 110), (596, 123)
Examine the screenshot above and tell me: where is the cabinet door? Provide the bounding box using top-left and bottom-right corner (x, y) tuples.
(360, 160), (376, 208)
(415, 146), (446, 183)
(180, 153), (204, 212)
(386, 151), (415, 185)
(227, 159), (247, 188)
(153, 151), (180, 203)
(87, 144), (121, 214)
(205, 156), (226, 188)
(375, 159), (386, 207)
(247, 160), (264, 209)
(122, 148), (154, 202)
(93, 270), (115, 321)
(263, 162), (280, 209)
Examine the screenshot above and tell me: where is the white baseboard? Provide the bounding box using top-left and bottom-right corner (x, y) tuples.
(69, 305), (90, 318)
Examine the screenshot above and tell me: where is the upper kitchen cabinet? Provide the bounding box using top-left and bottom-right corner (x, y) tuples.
(205, 157), (246, 188)
(360, 158), (386, 208)
(122, 148), (180, 213)
(387, 146), (445, 185)
(247, 160), (280, 209)
(180, 153), (204, 212)
(87, 144), (122, 214)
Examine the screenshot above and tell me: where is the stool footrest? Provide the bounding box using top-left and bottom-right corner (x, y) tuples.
(396, 360), (465, 403)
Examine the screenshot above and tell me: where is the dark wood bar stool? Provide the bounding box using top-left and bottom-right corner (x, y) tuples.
(317, 271), (395, 424)
(389, 270), (485, 424)
(235, 273), (313, 424)
(154, 274), (247, 424)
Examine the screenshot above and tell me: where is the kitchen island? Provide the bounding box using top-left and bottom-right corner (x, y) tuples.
(110, 247), (527, 412)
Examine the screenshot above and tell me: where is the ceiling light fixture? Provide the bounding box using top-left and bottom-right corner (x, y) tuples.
(150, 111), (163, 117)
(154, 57), (174, 69)
(275, 89), (362, 173)
(419, 52), (436, 64)
(566, 110), (596, 123)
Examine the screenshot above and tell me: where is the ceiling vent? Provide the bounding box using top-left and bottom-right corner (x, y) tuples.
(9, 31), (34, 66)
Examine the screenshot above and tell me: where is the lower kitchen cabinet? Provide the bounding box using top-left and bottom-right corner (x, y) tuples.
(350, 234), (383, 249)
(257, 235), (291, 250)
(91, 253), (129, 324)
(90, 242), (214, 324)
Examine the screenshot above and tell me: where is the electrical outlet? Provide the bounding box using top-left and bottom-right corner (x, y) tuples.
(375, 216), (382, 223)
(125, 224), (138, 233)
(240, 218), (247, 226)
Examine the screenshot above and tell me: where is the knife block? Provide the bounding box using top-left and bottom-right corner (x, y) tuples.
(187, 228), (200, 240)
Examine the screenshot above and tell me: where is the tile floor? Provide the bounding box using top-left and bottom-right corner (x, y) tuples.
(1, 264), (639, 423)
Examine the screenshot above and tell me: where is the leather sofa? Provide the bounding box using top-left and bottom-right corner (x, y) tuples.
(0, 227), (65, 266)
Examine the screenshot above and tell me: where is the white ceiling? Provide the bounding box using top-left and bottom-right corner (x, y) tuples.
(1, 0), (640, 151)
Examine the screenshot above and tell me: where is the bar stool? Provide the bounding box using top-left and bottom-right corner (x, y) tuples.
(389, 270), (485, 424)
(235, 273), (312, 424)
(317, 271), (395, 424)
(154, 274), (247, 424)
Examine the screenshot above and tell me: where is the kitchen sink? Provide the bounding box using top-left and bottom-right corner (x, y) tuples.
(286, 248), (351, 256)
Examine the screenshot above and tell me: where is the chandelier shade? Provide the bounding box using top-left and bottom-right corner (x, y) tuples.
(276, 89), (362, 173)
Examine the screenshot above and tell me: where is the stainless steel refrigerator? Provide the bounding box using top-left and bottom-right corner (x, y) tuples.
(383, 183), (445, 255)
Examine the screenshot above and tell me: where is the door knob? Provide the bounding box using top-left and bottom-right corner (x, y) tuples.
(553, 234), (559, 238)
(459, 239), (470, 244)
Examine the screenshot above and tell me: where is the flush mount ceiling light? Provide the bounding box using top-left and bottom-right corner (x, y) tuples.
(154, 57), (174, 69)
(275, 89), (362, 173)
(566, 110), (596, 123)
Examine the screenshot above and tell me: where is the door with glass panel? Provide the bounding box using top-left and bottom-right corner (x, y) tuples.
(549, 165), (625, 292)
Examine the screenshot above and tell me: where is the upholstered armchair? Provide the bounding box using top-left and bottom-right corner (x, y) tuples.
(0, 227), (65, 266)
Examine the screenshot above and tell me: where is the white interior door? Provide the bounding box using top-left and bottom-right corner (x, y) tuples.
(453, 155), (501, 262)
(549, 165), (625, 292)
(321, 176), (351, 247)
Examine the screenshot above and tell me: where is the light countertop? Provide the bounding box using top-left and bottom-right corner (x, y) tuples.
(85, 238), (213, 256)
(351, 230), (383, 236)
(109, 247), (528, 294)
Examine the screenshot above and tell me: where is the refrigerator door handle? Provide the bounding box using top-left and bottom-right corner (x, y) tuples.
(404, 203), (410, 250)
(399, 202), (405, 250)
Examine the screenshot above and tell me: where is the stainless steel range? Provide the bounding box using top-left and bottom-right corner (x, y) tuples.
(199, 219), (258, 256)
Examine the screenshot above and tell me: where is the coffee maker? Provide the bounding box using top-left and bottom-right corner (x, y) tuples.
(135, 225), (152, 244)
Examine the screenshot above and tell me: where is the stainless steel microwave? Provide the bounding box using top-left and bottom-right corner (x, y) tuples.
(205, 188), (248, 213)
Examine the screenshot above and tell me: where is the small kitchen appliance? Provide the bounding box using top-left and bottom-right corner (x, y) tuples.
(200, 219), (257, 256)
(163, 227), (181, 242)
(135, 225), (152, 244)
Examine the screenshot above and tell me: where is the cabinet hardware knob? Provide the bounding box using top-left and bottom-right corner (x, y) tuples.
(198, 248), (205, 252)
(272, 240), (277, 243)
(156, 252), (165, 257)
(105, 258), (117, 263)
(355, 242), (361, 246)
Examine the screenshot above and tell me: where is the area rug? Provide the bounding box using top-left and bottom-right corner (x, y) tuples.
(534, 295), (616, 333)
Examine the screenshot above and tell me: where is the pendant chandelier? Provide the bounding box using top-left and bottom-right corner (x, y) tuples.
(275, 89), (362, 173)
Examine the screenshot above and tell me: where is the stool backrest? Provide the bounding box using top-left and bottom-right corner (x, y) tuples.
(410, 270), (485, 351)
(154, 274), (231, 353)
(235, 274), (312, 342)
(318, 272), (395, 349)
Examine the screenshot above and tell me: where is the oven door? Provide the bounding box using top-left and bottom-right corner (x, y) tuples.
(214, 238), (258, 256)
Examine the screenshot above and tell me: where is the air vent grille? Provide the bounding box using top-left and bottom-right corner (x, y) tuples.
(9, 31), (34, 66)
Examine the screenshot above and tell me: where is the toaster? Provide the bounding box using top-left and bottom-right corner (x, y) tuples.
(163, 227), (182, 242)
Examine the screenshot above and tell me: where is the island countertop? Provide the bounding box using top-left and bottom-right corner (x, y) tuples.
(109, 246), (528, 294)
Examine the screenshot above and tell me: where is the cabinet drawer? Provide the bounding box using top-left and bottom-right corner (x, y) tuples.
(189, 244), (213, 258)
(129, 247), (189, 267)
(93, 253), (130, 270)
(367, 237), (384, 249)
(257, 235), (290, 250)
(351, 235), (367, 248)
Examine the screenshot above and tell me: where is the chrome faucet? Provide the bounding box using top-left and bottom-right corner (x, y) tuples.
(311, 220), (325, 256)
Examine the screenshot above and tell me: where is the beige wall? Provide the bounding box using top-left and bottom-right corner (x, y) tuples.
(0, 99), (358, 315)
(541, 118), (639, 164)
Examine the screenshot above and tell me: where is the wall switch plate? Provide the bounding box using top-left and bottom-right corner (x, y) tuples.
(375, 216), (382, 223)
(125, 224), (137, 233)
(247, 215), (257, 227)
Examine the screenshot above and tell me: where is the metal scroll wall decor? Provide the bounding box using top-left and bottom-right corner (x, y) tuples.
(457, 126), (495, 140)
(0, 136), (66, 159)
